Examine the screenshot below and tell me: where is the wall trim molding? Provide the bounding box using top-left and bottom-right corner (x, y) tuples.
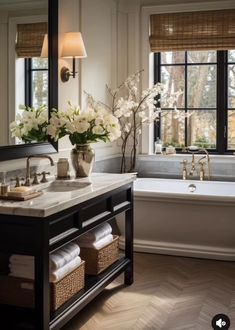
(119, 236), (235, 261)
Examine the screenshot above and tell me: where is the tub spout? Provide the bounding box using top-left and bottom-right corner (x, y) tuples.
(197, 148), (211, 180)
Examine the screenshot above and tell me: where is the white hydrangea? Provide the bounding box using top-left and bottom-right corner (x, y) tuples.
(10, 105), (48, 142)
(47, 102), (121, 145)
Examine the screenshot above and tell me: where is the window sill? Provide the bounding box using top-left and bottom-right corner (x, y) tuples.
(138, 153), (235, 162)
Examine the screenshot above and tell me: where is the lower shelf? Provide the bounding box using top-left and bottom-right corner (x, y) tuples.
(50, 255), (130, 330)
(0, 256), (130, 330)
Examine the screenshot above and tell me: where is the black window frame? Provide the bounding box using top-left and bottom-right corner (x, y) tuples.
(154, 50), (235, 154)
(24, 58), (49, 108)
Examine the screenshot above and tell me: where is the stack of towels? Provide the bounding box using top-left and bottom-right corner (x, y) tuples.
(9, 241), (81, 283)
(77, 223), (113, 249)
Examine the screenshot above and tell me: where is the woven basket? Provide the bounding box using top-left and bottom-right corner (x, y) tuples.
(80, 235), (119, 275)
(0, 261), (85, 311)
(51, 260), (85, 310)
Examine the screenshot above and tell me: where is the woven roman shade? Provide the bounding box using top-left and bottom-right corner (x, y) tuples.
(15, 22), (47, 58)
(149, 9), (235, 52)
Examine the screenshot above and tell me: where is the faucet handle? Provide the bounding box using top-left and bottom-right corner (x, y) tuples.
(32, 172), (41, 185)
(40, 171), (50, 183)
(180, 159), (188, 166)
(10, 176), (24, 187)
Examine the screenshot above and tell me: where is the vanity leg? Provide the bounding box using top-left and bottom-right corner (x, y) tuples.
(124, 204), (134, 285)
(34, 221), (50, 330)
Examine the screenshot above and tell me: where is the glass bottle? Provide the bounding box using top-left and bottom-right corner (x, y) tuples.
(155, 138), (162, 154)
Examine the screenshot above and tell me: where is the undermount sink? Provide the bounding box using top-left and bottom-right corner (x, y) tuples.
(40, 180), (92, 193)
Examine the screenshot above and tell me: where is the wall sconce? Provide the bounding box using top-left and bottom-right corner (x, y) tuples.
(60, 32), (87, 83)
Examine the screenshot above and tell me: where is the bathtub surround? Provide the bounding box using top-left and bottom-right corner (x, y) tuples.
(118, 178), (235, 261)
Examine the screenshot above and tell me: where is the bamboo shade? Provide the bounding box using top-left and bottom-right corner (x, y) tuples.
(15, 22), (47, 58)
(149, 9), (235, 52)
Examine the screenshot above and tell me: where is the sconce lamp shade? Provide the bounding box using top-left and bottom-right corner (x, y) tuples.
(40, 34), (48, 58)
(61, 32), (87, 58)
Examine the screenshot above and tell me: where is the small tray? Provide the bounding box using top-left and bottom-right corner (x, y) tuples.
(0, 191), (43, 201)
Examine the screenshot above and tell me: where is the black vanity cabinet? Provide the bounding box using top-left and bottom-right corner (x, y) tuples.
(0, 182), (133, 330)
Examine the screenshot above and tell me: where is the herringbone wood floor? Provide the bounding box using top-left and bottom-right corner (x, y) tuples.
(62, 253), (235, 330)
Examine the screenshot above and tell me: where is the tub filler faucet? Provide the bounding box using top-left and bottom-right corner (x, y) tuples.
(180, 147), (212, 181)
(197, 148), (211, 181)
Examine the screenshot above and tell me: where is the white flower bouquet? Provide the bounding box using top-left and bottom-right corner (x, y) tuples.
(10, 105), (48, 143)
(47, 102), (121, 145)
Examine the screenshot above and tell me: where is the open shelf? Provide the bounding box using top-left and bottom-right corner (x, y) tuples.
(50, 255), (130, 330)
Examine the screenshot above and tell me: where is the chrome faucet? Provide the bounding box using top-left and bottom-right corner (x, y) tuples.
(25, 155), (54, 186)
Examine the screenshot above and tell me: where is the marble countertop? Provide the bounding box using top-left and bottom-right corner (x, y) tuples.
(0, 173), (136, 218)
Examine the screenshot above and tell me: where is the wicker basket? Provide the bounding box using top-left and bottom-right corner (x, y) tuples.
(80, 235), (119, 275)
(51, 260), (85, 310)
(0, 260), (85, 311)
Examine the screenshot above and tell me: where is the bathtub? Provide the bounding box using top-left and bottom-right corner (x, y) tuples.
(118, 178), (235, 261)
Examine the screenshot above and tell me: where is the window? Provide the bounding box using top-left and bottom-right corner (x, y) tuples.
(25, 57), (48, 108)
(154, 50), (235, 153)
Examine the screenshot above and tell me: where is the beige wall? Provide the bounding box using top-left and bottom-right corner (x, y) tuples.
(58, 0), (120, 162)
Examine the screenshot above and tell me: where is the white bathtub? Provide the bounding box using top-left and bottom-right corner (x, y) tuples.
(118, 178), (235, 261)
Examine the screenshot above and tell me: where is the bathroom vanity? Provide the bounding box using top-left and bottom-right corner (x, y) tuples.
(0, 173), (135, 330)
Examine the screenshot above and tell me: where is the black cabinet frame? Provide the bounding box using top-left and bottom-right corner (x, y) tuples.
(0, 183), (133, 329)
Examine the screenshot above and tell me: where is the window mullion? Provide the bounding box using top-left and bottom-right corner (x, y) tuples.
(217, 51), (227, 153)
(154, 53), (161, 143)
(185, 51), (188, 147)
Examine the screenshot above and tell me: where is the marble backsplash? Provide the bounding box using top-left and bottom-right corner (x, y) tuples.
(1, 154), (235, 184)
(0, 157), (122, 185)
(136, 154), (235, 181)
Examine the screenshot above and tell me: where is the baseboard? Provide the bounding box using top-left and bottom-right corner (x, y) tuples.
(119, 236), (235, 261)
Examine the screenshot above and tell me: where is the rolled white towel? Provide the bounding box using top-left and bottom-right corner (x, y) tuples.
(50, 256), (82, 283)
(50, 242), (80, 271)
(78, 234), (113, 250)
(78, 223), (112, 243)
(10, 256), (82, 282)
(9, 242), (80, 271)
